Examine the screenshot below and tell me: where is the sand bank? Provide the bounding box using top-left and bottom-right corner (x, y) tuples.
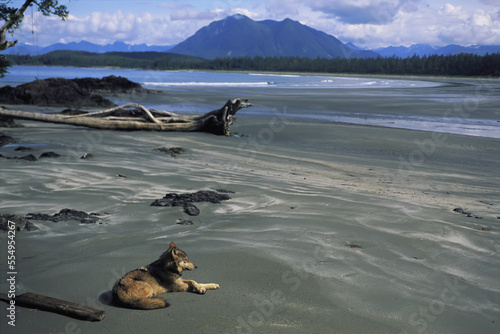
(1, 76), (499, 333)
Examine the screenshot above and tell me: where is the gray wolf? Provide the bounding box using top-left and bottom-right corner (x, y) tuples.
(112, 242), (220, 309)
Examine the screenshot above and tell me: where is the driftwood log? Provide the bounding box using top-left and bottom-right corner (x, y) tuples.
(0, 292), (106, 321)
(0, 98), (251, 136)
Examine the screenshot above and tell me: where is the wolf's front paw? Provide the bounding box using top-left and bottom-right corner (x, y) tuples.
(196, 286), (207, 294)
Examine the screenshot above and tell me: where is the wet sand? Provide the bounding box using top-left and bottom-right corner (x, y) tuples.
(1, 76), (500, 333)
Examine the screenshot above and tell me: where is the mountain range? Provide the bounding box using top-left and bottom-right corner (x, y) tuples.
(4, 40), (174, 56)
(374, 44), (500, 57)
(4, 14), (500, 59)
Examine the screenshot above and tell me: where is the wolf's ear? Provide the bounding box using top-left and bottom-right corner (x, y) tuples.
(169, 242), (176, 249)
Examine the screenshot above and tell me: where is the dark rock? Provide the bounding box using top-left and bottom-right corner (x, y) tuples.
(14, 146), (33, 152)
(453, 207), (481, 219)
(26, 208), (101, 224)
(0, 77), (116, 107)
(72, 75), (148, 94)
(0, 214), (39, 232)
(176, 219), (194, 225)
(53, 208), (100, 224)
(155, 147), (185, 157)
(453, 208), (467, 215)
(0, 152), (41, 161)
(183, 203), (200, 216)
(19, 154), (37, 161)
(25, 212), (53, 221)
(151, 190), (231, 206)
(39, 151), (61, 159)
(151, 190), (232, 216)
(0, 133), (16, 147)
(0, 116), (21, 128)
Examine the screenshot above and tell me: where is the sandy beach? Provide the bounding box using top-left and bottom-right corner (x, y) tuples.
(1, 74), (499, 333)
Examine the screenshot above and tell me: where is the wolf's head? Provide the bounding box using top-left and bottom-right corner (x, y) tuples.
(161, 241), (197, 274)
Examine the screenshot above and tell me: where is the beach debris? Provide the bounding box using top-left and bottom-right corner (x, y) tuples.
(0, 214), (39, 232)
(151, 189), (232, 216)
(345, 242), (362, 248)
(0, 98), (252, 136)
(0, 292), (106, 322)
(26, 209), (102, 224)
(80, 153), (94, 159)
(155, 147), (185, 157)
(453, 207), (482, 219)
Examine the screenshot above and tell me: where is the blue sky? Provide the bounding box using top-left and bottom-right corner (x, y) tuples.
(8, 0), (500, 48)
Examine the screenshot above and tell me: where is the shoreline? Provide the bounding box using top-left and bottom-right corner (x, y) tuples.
(5, 64), (500, 81)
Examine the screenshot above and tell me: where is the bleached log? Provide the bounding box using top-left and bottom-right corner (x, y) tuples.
(0, 98), (251, 135)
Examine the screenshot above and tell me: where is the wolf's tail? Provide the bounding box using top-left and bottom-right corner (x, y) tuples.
(125, 297), (169, 310)
(113, 292), (169, 310)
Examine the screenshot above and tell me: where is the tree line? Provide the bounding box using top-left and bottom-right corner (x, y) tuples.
(5, 50), (500, 77)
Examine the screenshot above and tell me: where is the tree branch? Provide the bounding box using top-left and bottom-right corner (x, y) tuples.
(0, 0), (67, 52)
(1, 0), (36, 51)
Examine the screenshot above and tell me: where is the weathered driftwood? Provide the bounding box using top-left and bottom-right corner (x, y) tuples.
(0, 292), (106, 321)
(0, 98), (251, 136)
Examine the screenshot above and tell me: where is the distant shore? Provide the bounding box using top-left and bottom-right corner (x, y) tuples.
(6, 50), (500, 77)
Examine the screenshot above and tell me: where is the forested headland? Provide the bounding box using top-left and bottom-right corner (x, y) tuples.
(5, 50), (500, 77)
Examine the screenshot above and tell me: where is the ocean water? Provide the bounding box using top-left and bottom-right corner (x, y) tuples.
(2, 65), (439, 89)
(3, 65), (499, 139)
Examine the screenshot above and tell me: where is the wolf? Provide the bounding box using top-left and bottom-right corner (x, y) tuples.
(112, 242), (220, 309)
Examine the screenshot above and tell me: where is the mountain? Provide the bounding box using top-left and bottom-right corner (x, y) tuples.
(3, 41), (174, 55)
(374, 44), (500, 57)
(169, 14), (378, 59)
(435, 44), (500, 56)
(374, 44), (438, 58)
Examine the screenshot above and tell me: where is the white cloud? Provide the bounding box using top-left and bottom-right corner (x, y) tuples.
(304, 0), (421, 24)
(16, 10), (194, 46)
(9, 0), (500, 49)
(303, 1), (500, 48)
(479, 0), (500, 5)
(472, 9), (493, 26)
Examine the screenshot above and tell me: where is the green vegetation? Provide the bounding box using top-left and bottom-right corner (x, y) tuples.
(1, 0), (69, 77)
(5, 50), (500, 77)
(6, 50), (206, 70)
